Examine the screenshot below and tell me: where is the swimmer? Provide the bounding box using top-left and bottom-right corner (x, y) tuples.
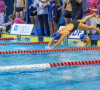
(77, 34), (90, 47)
(47, 13), (100, 49)
(13, 0), (27, 19)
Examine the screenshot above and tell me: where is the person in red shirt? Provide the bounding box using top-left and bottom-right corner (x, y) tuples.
(1, 15), (26, 33)
(86, 0), (98, 35)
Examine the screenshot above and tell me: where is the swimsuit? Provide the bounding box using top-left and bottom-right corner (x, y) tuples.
(64, 11), (72, 18)
(16, 7), (24, 12)
(70, 20), (80, 32)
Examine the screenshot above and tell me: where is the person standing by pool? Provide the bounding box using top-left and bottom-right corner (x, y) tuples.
(35, 0), (50, 36)
(56, 0), (63, 24)
(39, 0), (61, 37)
(63, 0), (72, 25)
(67, 0), (83, 20)
(47, 13), (100, 49)
(28, 0), (37, 28)
(0, 0), (6, 24)
(13, 0), (27, 20)
(85, 0), (98, 35)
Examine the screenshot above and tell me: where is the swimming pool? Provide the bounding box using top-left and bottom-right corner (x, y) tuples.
(0, 40), (100, 90)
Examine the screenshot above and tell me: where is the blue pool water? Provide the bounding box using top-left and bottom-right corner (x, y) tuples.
(0, 40), (100, 90)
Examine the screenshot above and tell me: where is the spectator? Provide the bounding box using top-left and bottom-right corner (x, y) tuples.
(63, 0), (72, 25)
(56, 0), (63, 24)
(36, 0), (50, 36)
(0, 0), (6, 24)
(1, 15), (26, 33)
(68, 0), (83, 20)
(96, 0), (100, 26)
(13, 0), (27, 20)
(39, 0), (61, 37)
(28, 0), (38, 28)
(86, 0), (98, 35)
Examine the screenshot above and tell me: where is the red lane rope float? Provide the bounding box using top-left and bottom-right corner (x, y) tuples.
(49, 60), (100, 67)
(0, 47), (100, 55)
(0, 60), (100, 71)
(0, 38), (15, 40)
(0, 41), (58, 45)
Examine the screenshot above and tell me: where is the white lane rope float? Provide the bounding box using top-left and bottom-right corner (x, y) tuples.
(0, 60), (100, 71)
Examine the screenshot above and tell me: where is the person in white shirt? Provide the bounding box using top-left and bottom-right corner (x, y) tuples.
(36, 0), (50, 36)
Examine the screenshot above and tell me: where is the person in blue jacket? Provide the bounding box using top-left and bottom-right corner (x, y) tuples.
(39, 0), (61, 37)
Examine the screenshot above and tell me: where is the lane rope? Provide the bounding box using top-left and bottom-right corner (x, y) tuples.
(0, 60), (100, 71)
(0, 38), (15, 40)
(0, 41), (58, 45)
(0, 47), (100, 54)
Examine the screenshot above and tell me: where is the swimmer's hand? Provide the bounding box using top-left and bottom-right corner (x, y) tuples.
(45, 46), (51, 49)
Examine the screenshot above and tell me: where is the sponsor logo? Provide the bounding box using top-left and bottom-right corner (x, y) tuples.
(21, 37), (31, 42)
(69, 30), (84, 39)
(14, 25), (18, 31)
(72, 30), (82, 36)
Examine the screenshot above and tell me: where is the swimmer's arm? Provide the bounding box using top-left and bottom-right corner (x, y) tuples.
(48, 38), (54, 47)
(51, 34), (67, 49)
(39, 0), (49, 3)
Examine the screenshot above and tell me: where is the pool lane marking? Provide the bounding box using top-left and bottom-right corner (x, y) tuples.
(0, 38), (15, 40)
(0, 41), (57, 45)
(0, 63), (51, 71)
(0, 60), (100, 71)
(0, 47), (100, 54)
